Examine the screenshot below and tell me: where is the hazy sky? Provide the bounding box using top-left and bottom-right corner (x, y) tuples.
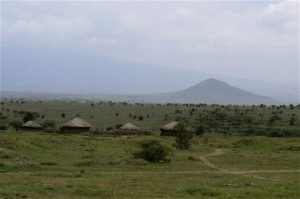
(1, 1), (299, 86)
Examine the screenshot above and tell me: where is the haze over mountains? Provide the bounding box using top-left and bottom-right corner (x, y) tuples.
(1, 46), (298, 104)
(149, 78), (277, 104)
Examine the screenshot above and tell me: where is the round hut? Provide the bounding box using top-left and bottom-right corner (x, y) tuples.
(160, 121), (179, 136)
(60, 117), (92, 133)
(118, 122), (141, 135)
(160, 121), (195, 136)
(22, 120), (42, 131)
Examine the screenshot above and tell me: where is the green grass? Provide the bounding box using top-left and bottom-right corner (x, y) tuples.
(0, 131), (299, 198)
(1, 100), (300, 134)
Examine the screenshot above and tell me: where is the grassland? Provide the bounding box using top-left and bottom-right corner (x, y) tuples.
(1, 100), (299, 134)
(0, 100), (299, 198)
(0, 131), (300, 198)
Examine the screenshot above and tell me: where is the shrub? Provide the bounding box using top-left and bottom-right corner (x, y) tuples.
(174, 123), (193, 150)
(0, 119), (8, 130)
(40, 161), (57, 166)
(195, 126), (205, 136)
(42, 120), (56, 132)
(74, 160), (95, 167)
(134, 140), (171, 163)
(115, 124), (122, 129)
(9, 120), (23, 131)
(23, 112), (36, 123)
(106, 126), (113, 131)
(233, 138), (257, 147)
(279, 145), (300, 151)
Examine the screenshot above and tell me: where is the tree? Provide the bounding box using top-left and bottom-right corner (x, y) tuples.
(23, 112), (35, 123)
(134, 140), (171, 163)
(9, 120), (22, 131)
(115, 124), (122, 129)
(174, 123), (193, 150)
(42, 120), (56, 132)
(196, 126), (205, 136)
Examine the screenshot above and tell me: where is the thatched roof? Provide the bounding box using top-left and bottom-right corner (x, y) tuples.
(62, 117), (92, 128)
(120, 123), (140, 131)
(160, 121), (195, 132)
(184, 126), (196, 133)
(160, 121), (179, 130)
(22, 121), (41, 128)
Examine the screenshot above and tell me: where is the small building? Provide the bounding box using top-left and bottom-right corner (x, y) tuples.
(117, 122), (141, 135)
(160, 121), (195, 136)
(22, 120), (42, 131)
(60, 117), (92, 133)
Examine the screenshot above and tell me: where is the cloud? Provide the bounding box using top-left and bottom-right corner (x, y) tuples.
(1, 1), (299, 85)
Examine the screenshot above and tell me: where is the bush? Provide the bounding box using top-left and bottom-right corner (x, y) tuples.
(9, 120), (23, 131)
(42, 120), (56, 132)
(40, 161), (57, 166)
(134, 140), (171, 163)
(23, 112), (36, 123)
(0, 119), (8, 130)
(115, 124), (122, 129)
(106, 126), (113, 131)
(195, 126), (205, 136)
(268, 130), (299, 137)
(233, 138), (257, 147)
(175, 123), (193, 150)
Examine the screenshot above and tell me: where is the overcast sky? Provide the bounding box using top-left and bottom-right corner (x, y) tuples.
(2, 1), (299, 86)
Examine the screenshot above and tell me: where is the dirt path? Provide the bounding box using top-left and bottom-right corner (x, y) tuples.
(199, 149), (300, 177)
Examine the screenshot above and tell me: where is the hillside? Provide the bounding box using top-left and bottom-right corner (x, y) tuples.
(131, 78), (277, 104)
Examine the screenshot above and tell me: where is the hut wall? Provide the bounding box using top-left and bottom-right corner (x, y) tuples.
(60, 127), (90, 133)
(22, 127), (42, 131)
(160, 130), (177, 136)
(117, 130), (142, 135)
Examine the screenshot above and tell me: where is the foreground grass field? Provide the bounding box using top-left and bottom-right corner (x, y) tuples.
(0, 131), (299, 198)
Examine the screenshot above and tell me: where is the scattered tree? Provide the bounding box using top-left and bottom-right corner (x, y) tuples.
(42, 120), (56, 132)
(174, 123), (193, 150)
(23, 112), (36, 122)
(9, 120), (22, 131)
(134, 140), (171, 163)
(195, 126), (205, 136)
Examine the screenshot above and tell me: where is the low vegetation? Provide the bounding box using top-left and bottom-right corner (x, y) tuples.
(134, 140), (171, 163)
(0, 100), (299, 137)
(0, 132), (299, 198)
(0, 99), (299, 198)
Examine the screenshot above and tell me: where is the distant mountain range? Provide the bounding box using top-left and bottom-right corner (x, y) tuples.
(1, 78), (278, 105)
(140, 78), (277, 104)
(2, 45), (298, 103)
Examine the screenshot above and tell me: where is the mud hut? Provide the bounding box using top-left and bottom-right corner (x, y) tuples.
(22, 120), (42, 131)
(60, 117), (92, 133)
(160, 121), (195, 136)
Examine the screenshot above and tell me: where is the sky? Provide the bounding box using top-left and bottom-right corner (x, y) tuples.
(1, 1), (299, 88)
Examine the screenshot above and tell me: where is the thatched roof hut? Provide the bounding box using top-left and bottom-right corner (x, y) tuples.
(61, 117), (92, 133)
(120, 123), (140, 131)
(160, 121), (195, 136)
(160, 121), (179, 131)
(22, 120), (42, 130)
(117, 122), (143, 135)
